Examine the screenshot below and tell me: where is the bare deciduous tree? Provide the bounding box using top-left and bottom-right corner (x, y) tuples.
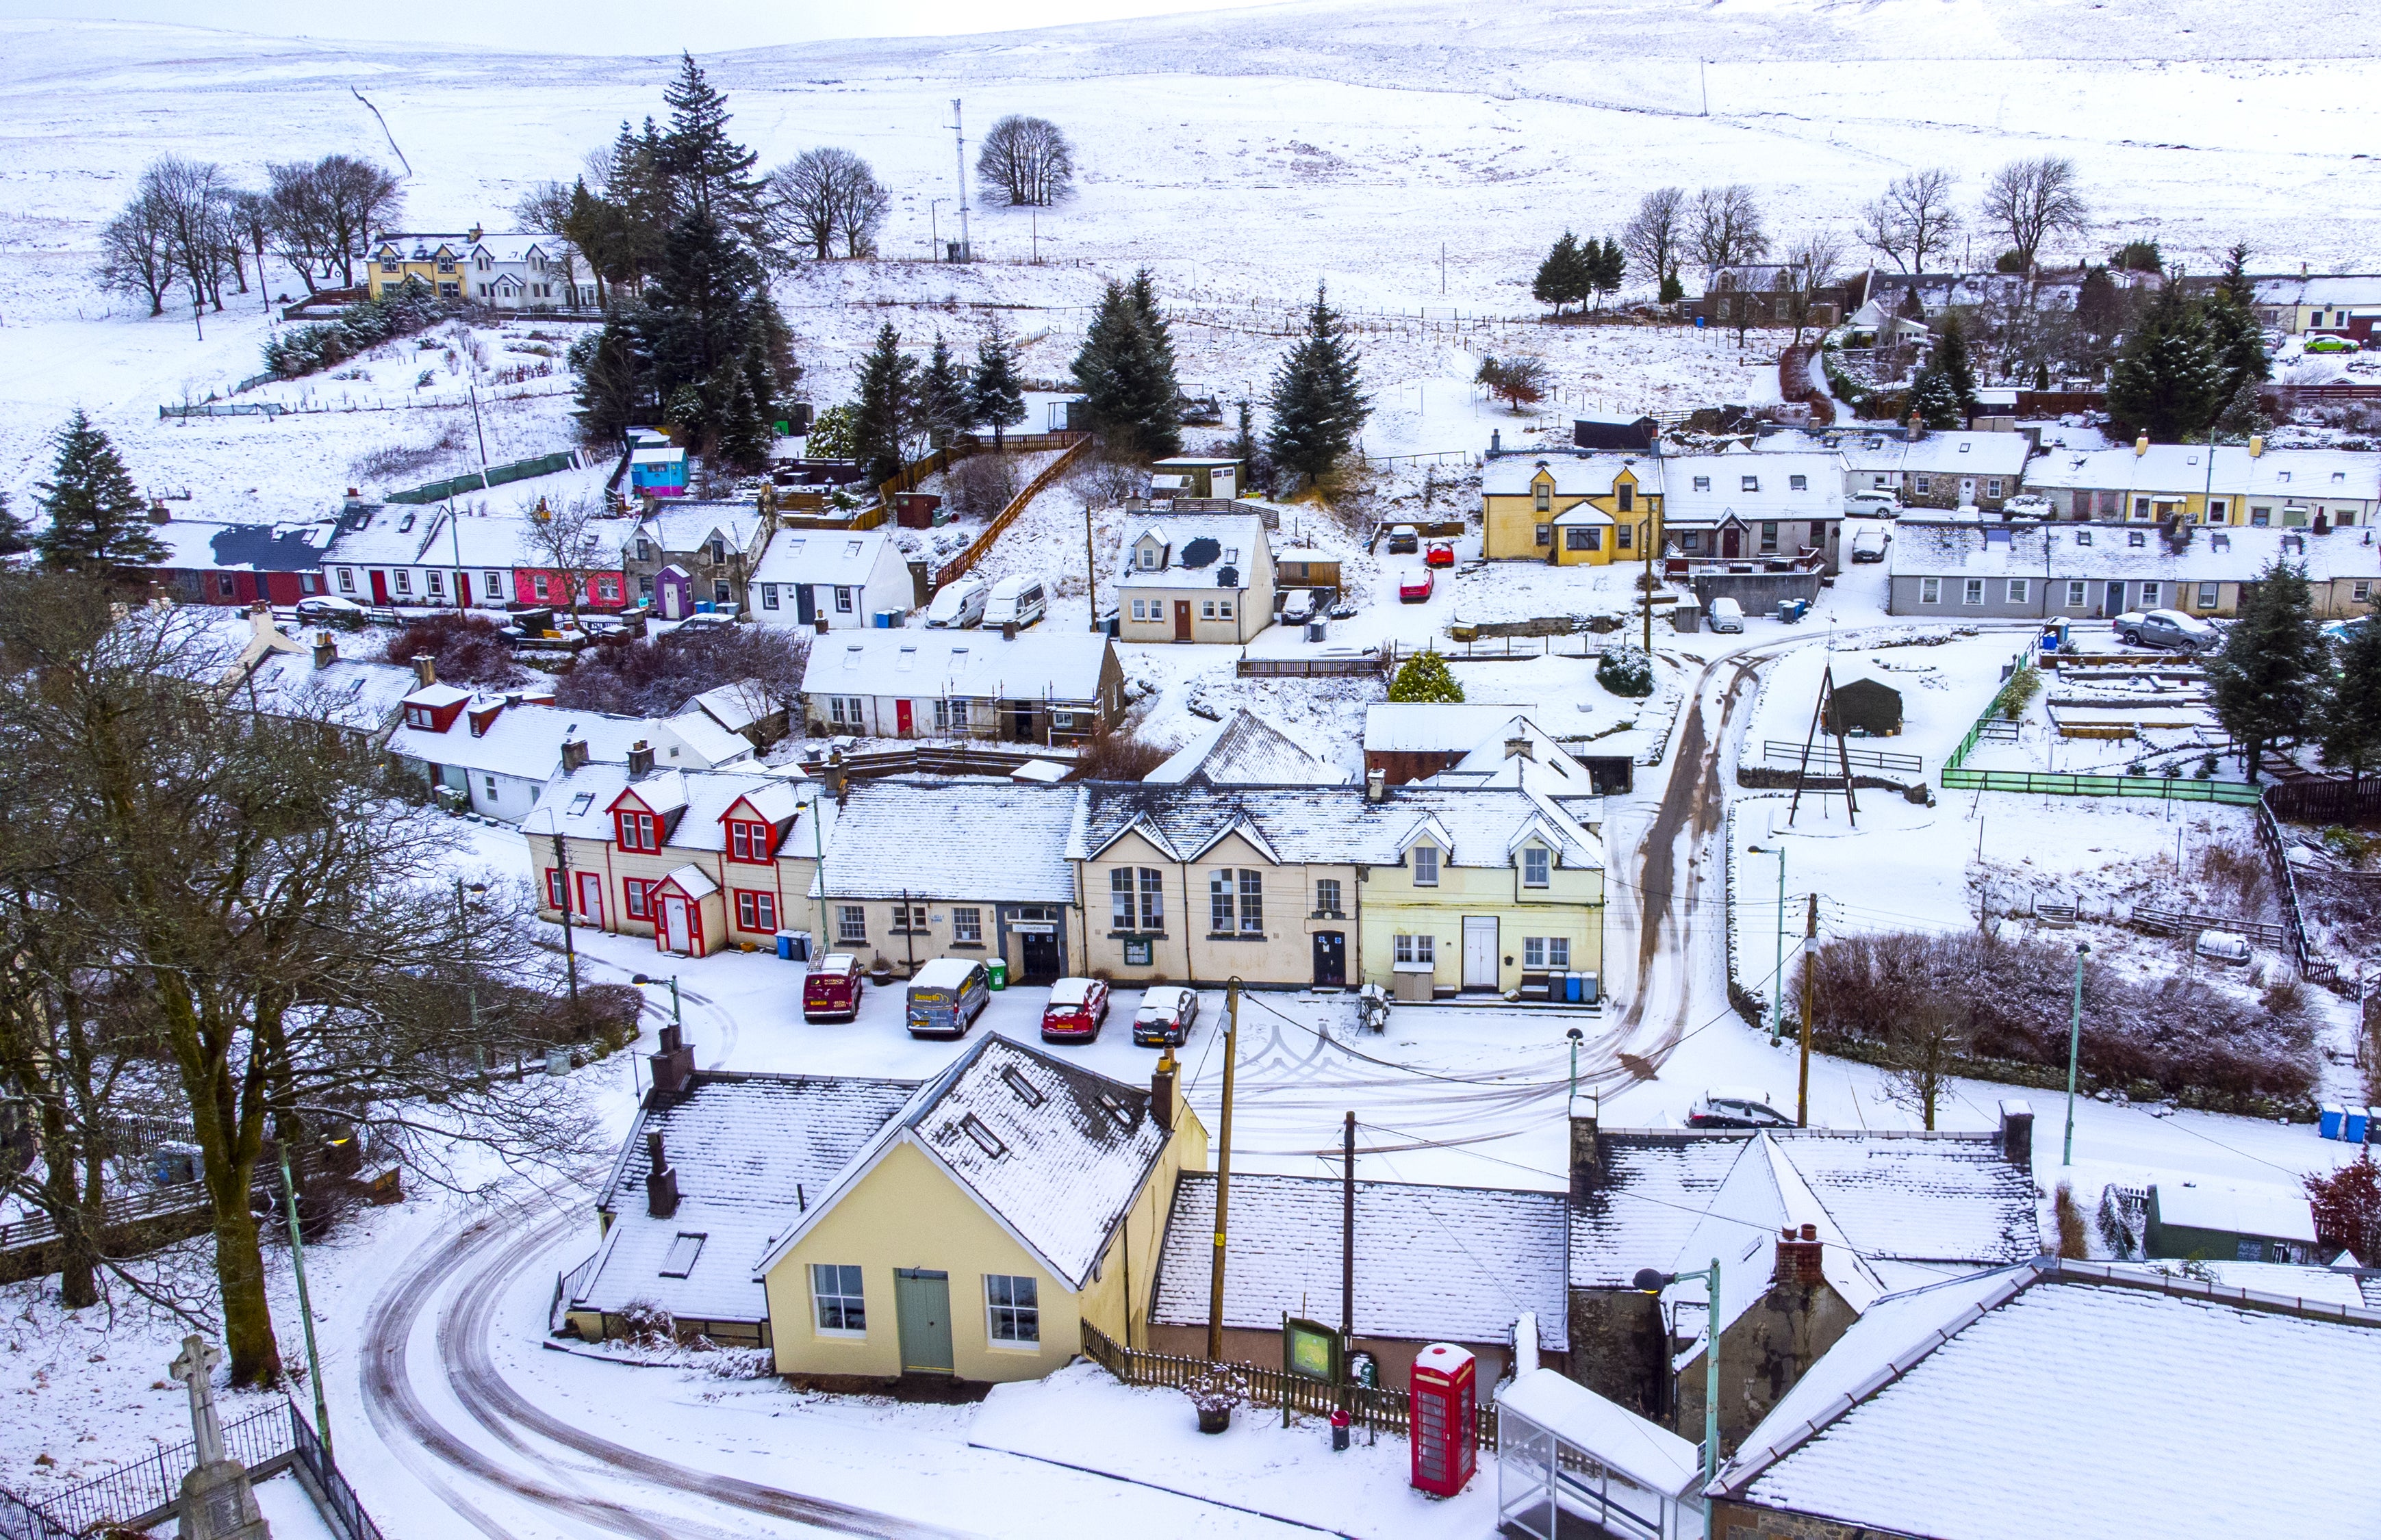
(1622, 186), (1687, 287)
(976, 115), (1075, 207)
(1778, 230), (1850, 346)
(1879, 1001), (1976, 1130)
(311, 154), (404, 287)
(140, 157), (239, 313)
(518, 494), (620, 623)
(766, 148), (887, 261)
(1983, 156), (2091, 270)
(97, 194), (176, 316)
(513, 179), (594, 309)
(1691, 184), (1769, 276)
(1859, 168), (1963, 274)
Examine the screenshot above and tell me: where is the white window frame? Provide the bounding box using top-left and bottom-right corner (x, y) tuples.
(985, 1274), (1040, 1346)
(2007, 579), (2028, 604)
(837, 904), (867, 944)
(835, 586), (855, 613)
(1314, 877), (1342, 916)
(2200, 582), (2221, 608)
(2067, 580), (2087, 608)
(952, 906), (982, 945)
(1412, 845), (1439, 886)
(2140, 582), (2160, 607)
(1523, 936), (1547, 969)
(336, 567), (355, 593)
(1522, 846), (1551, 887)
(811, 1263), (867, 1336)
(1394, 934), (1436, 965)
(1921, 578), (1941, 604)
(1548, 936), (1570, 969)
(1962, 579), (1985, 606)
(394, 569), (411, 595)
(762, 584), (779, 610)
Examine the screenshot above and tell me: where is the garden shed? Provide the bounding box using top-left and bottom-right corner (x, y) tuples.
(1821, 674), (1903, 737)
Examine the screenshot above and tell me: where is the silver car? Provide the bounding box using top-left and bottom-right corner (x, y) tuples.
(2116, 608), (2219, 652)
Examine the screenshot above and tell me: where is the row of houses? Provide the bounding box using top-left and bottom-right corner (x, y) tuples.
(1885, 517), (2381, 620)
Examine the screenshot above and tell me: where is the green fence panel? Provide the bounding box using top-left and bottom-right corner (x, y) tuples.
(385, 450), (581, 504)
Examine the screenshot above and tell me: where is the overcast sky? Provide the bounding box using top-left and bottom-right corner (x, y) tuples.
(0, 0), (1226, 52)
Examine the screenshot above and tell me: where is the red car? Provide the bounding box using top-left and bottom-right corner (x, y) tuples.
(1423, 541), (1455, 568)
(1399, 569), (1435, 604)
(1039, 977), (1110, 1042)
(802, 953), (865, 1022)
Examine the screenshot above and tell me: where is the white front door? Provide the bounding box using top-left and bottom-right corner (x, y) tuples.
(1462, 915), (1500, 990)
(574, 872), (604, 927)
(1959, 476), (1976, 502)
(660, 896), (690, 954)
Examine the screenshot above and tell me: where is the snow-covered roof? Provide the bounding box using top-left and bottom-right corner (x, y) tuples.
(322, 502), (440, 566)
(1661, 451), (1844, 526)
(1070, 783), (1602, 871)
(757, 1034), (1177, 1291)
(574, 1072), (919, 1323)
(1481, 457), (1651, 498)
(138, 518), (335, 574)
(238, 650), (416, 733)
(659, 862), (718, 900)
(1711, 1262), (2381, 1540)
(633, 501), (761, 556)
(816, 780), (1078, 902)
(798, 630), (1112, 704)
(522, 762), (822, 856)
(1365, 702), (1558, 754)
(1826, 431), (2032, 478)
(2252, 274), (2381, 307)
(387, 699), (651, 780)
(1887, 519), (2381, 582)
(1419, 717), (1602, 795)
(2021, 444), (2381, 502)
(2152, 1180), (2319, 1242)
(1117, 513), (1270, 589)
(2105, 1260), (2367, 1309)
(465, 230), (561, 263)
(691, 681), (771, 736)
(1152, 1171), (1570, 1350)
(1144, 709), (1351, 787)
(1497, 1370), (1702, 1499)
(1569, 1129), (2037, 1292)
(753, 528), (897, 589)
(661, 705), (756, 768)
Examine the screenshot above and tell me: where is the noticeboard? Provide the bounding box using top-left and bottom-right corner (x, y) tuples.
(1283, 1316), (1342, 1383)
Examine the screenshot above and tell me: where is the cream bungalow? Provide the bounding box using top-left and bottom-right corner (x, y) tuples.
(1115, 513), (1277, 643)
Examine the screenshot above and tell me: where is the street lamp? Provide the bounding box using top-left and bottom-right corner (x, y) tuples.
(2063, 941), (2090, 1166)
(1565, 1026), (1584, 1105)
(631, 972), (683, 1036)
(453, 879), (488, 1045)
(1635, 1258), (1722, 1539)
(1748, 845), (1787, 1044)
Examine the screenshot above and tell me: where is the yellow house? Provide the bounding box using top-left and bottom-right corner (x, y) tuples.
(367, 228), (481, 300)
(1481, 455), (1661, 565)
(757, 1035), (1208, 1384)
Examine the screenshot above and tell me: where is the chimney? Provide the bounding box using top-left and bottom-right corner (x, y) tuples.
(1365, 767), (1386, 803)
(1568, 1095), (1600, 1201)
(2249, 435), (2266, 459)
(826, 751), (850, 807)
(560, 736), (590, 773)
(1998, 1099), (2035, 1170)
(1149, 1049), (1177, 1133)
(312, 630), (336, 670)
(2134, 435), (2150, 457)
(468, 224), (483, 243)
(1906, 413), (1923, 444)
(1504, 735), (1533, 762)
(648, 1023), (696, 1101)
(644, 1131), (679, 1218)
(1490, 429), (1502, 454)
(626, 739), (655, 778)
(1774, 1223), (1824, 1287)
(411, 653), (437, 688)
(148, 500), (172, 524)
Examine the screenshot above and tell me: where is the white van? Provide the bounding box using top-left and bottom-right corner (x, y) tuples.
(1708, 595), (1745, 633)
(983, 575), (1047, 630)
(925, 576), (989, 629)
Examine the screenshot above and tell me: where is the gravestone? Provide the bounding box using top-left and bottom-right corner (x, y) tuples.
(168, 1335), (270, 1540)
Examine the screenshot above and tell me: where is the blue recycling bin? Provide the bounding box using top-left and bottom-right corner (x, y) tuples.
(2350, 1107), (2373, 1145)
(1564, 972), (1583, 1003)
(2321, 1104), (2346, 1140)
(776, 931), (795, 961)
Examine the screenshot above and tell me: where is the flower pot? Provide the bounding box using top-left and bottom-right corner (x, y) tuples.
(1196, 1405), (1232, 1435)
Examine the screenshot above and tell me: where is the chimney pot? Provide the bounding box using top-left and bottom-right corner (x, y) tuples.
(1365, 767), (1387, 803)
(1149, 1054), (1177, 1133)
(312, 632), (336, 670)
(2135, 435), (2150, 457)
(1800, 1222), (1818, 1241)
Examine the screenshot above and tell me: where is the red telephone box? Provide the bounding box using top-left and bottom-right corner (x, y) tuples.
(1408, 1342), (1476, 1497)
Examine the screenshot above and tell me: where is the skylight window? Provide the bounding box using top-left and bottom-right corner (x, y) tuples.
(659, 1232), (706, 1278)
(959, 1114), (1007, 1159)
(568, 792), (595, 816)
(845, 541), (862, 556)
(1096, 1092), (1133, 1127)
(1000, 1066), (1045, 1107)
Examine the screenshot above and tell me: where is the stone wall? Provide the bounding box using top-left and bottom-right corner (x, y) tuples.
(1673, 1276), (1865, 1454)
(1709, 1498), (1921, 1540)
(1565, 1287), (1668, 1417)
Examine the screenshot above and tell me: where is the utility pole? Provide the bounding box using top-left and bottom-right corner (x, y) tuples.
(928, 199), (943, 260)
(1699, 57), (1710, 116)
(1340, 1110), (1355, 1411)
(1205, 979), (1241, 1361)
(1032, 209), (1041, 266)
(1083, 496), (1100, 632)
(1797, 894), (1817, 1127)
(1748, 847), (1785, 1044)
(550, 831), (579, 1005)
(1439, 242), (1447, 296)
(2064, 942), (2090, 1164)
(949, 99), (971, 262)
(1641, 496), (1655, 654)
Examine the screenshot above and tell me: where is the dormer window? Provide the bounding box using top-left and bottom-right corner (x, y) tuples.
(728, 819), (771, 862)
(406, 705), (431, 728)
(1535, 480), (1552, 512)
(1693, 476), (1711, 491)
(1412, 845), (1439, 886)
(1522, 846), (1551, 887)
(616, 810), (659, 852)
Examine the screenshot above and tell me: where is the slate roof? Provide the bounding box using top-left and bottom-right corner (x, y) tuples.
(574, 1072), (918, 1322)
(1365, 703), (1557, 754)
(2252, 274), (2381, 308)
(1481, 457), (1650, 498)
(237, 650), (417, 733)
(1117, 513), (1270, 590)
(754, 528), (899, 587)
(1712, 1263), (2381, 1540)
(815, 780), (1078, 902)
(1887, 518), (2381, 582)
(1661, 450), (1844, 526)
(1145, 709), (1351, 786)
(387, 700), (652, 781)
(522, 762), (824, 858)
(798, 630), (1112, 704)
(1827, 430), (2032, 478)
(2022, 444), (2381, 503)
(1151, 1172), (1570, 1349)
(1070, 782), (1602, 872)
(140, 519), (335, 574)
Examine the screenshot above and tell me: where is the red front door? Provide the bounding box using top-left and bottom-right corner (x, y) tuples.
(1173, 600), (1193, 641)
(1722, 527), (1742, 559)
(369, 569), (390, 604)
(455, 572), (472, 607)
(895, 700), (914, 737)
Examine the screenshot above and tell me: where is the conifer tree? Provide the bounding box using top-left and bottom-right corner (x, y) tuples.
(2109, 278), (2223, 441)
(969, 321), (1028, 450)
(1588, 237), (1627, 308)
(852, 322), (917, 487)
(34, 411), (162, 572)
(2204, 290), (2271, 411)
(1657, 268), (1684, 305)
(1933, 313), (1978, 418)
(2319, 619), (2381, 787)
(1906, 367), (1965, 430)
(659, 54), (765, 239)
(2218, 242), (2256, 311)
(0, 491), (29, 558)
(918, 333), (968, 452)
(712, 363), (771, 473)
(2208, 559), (2326, 781)
(1533, 231), (1586, 314)
(1070, 274), (1181, 460)
(2213, 378), (2272, 441)
(1264, 283), (1370, 484)
(1388, 647), (1464, 704)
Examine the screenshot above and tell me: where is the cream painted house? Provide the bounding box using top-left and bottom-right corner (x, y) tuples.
(756, 1035), (1208, 1384)
(1115, 513), (1277, 643)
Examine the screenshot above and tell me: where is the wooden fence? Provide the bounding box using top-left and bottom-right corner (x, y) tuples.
(2265, 777), (2381, 827)
(1237, 654), (1387, 678)
(1764, 740), (1922, 775)
(1078, 1322), (1497, 1446)
(2130, 905), (2291, 951)
(928, 436), (1093, 593)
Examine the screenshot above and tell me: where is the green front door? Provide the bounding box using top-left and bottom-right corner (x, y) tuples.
(895, 1268), (954, 1374)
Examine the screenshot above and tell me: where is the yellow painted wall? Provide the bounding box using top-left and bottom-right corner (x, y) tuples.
(1481, 468), (1661, 563)
(1075, 828), (1358, 987)
(1358, 846), (1605, 992)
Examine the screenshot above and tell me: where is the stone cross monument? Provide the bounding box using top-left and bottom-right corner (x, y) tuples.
(168, 1335), (271, 1540)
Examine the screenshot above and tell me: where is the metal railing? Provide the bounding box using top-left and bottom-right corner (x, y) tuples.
(29, 1402), (289, 1535)
(1079, 1322), (1497, 1446)
(290, 1402), (385, 1540)
(2255, 797), (2338, 986)
(1763, 740), (1922, 775)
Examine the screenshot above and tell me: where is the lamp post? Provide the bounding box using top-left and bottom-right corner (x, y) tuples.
(279, 1144), (332, 1461)
(2063, 941), (2089, 1165)
(1565, 1025), (1583, 1105)
(453, 878), (487, 1037)
(1636, 1258), (1722, 1539)
(631, 972), (683, 1036)
(1748, 845), (1786, 1044)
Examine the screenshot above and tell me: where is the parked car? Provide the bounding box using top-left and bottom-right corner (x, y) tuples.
(1386, 524), (1420, 553)
(1399, 569), (1435, 604)
(2116, 608), (2219, 651)
(2305, 335), (2360, 355)
(906, 957), (991, 1039)
(983, 575), (1047, 630)
(1850, 526), (1889, 563)
(1424, 540), (1455, 568)
(925, 576), (989, 629)
(802, 953), (865, 1022)
(1279, 588), (1316, 624)
(1039, 977), (1111, 1042)
(1843, 491), (1900, 519)
(1707, 595), (1744, 632)
(672, 613), (737, 634)
(294, 594), (368, 631)
(1132, 986), (1200, 1047)
(1688, 1088), (1792, 1129)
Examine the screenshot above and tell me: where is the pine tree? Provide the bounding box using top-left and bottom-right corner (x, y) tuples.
(2319, 619), (2381, 786)
(570, 310), (647, 441)
(2213, 378), (2272, 441)
(34, 411), (162, 572)
(711, 363), (771, 472)
(2074, 264), (2123, 339)
(2109, 279), (2224, 442)
(1906, 368), (1965, 430)
(2208, 559), (2326, 781)
(1589, 237), (1627, 308)
(1070, 276), (1180, 460)
(1387, 647), (1464, 704)
(2218, 242), (2256, 311)
(1657, 268), (1684, 305)
(1934, 314), (1978, 418)
(0, 490), (29, 558)
(1533, 231), (1584, 314)
(918, 333), (967, 452)
(1230, 399), (1257, 467)
(969, 321), (1028, 449)
(852, 322), (916, 487)
(659, 54), (764, 236)
(1264, 283), (1370, 484)
(2204, 291), (2271, 409)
